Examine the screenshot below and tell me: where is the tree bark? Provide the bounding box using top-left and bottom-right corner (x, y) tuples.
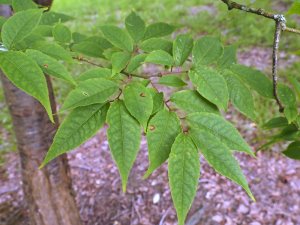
(0, 2), (82, 225)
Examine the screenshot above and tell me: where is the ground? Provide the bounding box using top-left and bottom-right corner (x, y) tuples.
(0, 47), (300, 225)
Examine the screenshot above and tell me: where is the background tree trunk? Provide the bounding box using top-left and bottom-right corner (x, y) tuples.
(0, 2), (82, 225)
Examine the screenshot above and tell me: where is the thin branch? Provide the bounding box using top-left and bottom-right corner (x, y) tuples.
(282, 26), (300, 36)
(272, 21), (284, 112)
(220, 0), (294, 112)
(220, 0), (276, 19)
(72, 56), (103, 67)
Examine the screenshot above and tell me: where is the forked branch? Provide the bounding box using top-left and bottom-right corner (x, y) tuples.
(220, 0), (300, 112)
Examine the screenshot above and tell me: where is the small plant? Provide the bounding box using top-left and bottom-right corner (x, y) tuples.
(0, 0), (300, 224)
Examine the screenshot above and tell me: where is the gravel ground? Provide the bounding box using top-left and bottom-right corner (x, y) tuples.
(0, 47), (299, 225)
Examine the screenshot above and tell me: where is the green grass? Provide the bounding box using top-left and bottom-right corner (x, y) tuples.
(52, 0), (299, 49)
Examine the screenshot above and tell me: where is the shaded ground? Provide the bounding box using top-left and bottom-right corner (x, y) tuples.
(0, 47), (299, 225)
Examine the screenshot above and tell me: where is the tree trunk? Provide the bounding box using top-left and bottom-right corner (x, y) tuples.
(0, 3), (82, 225)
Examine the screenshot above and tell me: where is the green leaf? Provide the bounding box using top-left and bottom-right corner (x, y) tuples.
(189, 67), (228, 110)
(41, 104), (108, 166)
(72, 32), (88, 43)
(170, 90), (219, 114)
(190, 129), (255, 201)
(230, 64), (273, 98)
(123, 82), (153, 128)
(0, 0), (12, 4)
(33, 25), (53, 37)
(100, 25), (133, 52)
(26, 49), (76, 85)
(77, 68), (112, 81)
(158, 75), (186, 87)
(71, 36), (112, 58)
(288, 2), (300, 15)
(111, 51), (131, 75)
(192, 36), (223, 66)
(283, 141), (300, 160)
(0, 16), (7, 30)
(262, 117), (288, 130)
(12, 0), (37, 12)
(0, 51), (53, 122)
(125, 11), (145, 43)
(61, 78), (118, 111)
(126, 54), (147, 73)
(53, 23), (72, 43)
(168, 133), (200, 225)
(187, 112), (254, 156)
(223, 70), (255, 120)
(1, 9), (42, 49)
(287, 76), (300, 100)
(144, 22), (175, 40)
(278, 84), (298, 123)
(145, 50), (174, 66)
(140, 38), (173, 54)
(32, 41), (72, 61)
(173, 34), (193, 66)
(151, 92), (164, 114)
(284, 106), (298, 124)
(217, 45), (237, 69)
(40, 11), (73, 25)
(145, 110), (181, 177)
(107, 100), (141, 192)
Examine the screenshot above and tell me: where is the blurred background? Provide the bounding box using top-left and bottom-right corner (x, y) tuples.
(0, 0), (300, 224)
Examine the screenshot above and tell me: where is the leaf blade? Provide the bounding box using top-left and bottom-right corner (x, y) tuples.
(107, 100), (141, 191)
(168, 133), (200, 225)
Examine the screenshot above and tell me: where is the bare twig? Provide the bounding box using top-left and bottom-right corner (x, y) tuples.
(220, 0), (276, 19)
(72, 56), (103, 67)
(272, 21), (285, 112)
(281, 26), (300, 36)
(219, 0), (300, 112)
